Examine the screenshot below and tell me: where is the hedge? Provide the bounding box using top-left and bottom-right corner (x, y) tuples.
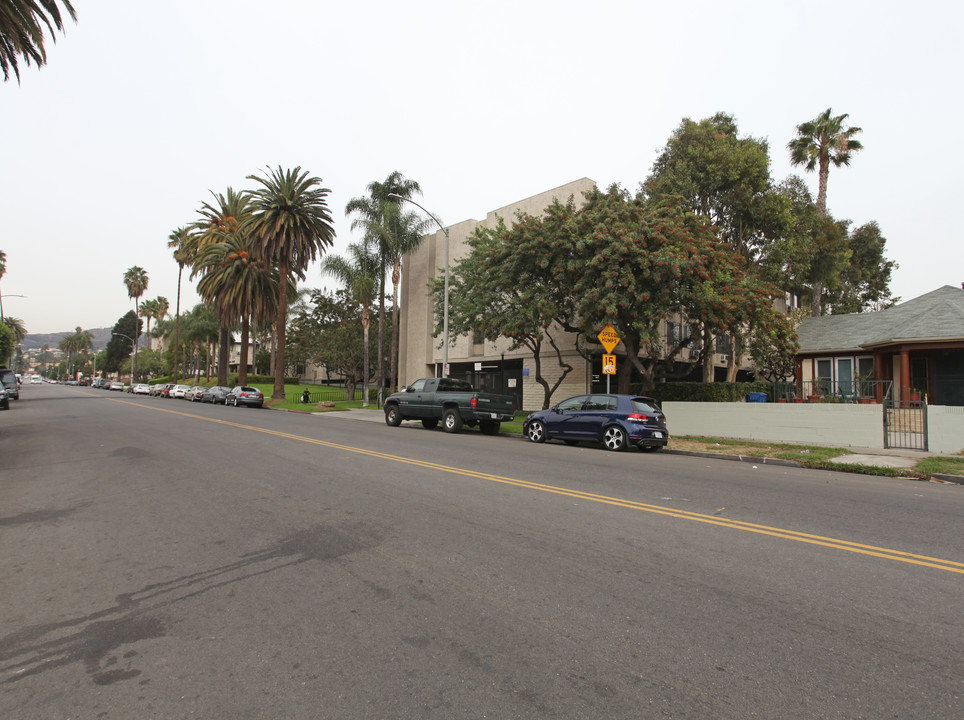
(635, 381), (774, 403)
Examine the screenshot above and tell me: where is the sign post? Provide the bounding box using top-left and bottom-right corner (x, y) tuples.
(597, 325), (621, 393)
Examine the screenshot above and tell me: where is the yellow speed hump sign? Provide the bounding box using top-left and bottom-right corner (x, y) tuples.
(598, 324), (620, 353)
(602, 354), (616, 375)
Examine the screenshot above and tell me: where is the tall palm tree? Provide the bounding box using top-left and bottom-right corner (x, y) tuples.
(195, 231), (281, 386)
(3, 316), (25, 344)
(167, 227), (193, 384)
(0, 0), (77, 83)
(123, 266), (148, 379)
(345, 171), (422, 398)
(73, 326), (93, 378)
(190, 187), (256, 385)
(139, 298), (158, 352)
(788, 108), (863, 315)
(248, 166), (336, 400)
(322, 242), (379, 406)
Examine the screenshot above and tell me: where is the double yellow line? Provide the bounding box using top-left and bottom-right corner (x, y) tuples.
(118, 398), (964, 575)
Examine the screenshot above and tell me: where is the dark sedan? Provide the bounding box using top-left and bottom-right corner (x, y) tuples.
(523, 394), (668, 452)
(226, 386), (264, 408)
(201, 385), (231, 404)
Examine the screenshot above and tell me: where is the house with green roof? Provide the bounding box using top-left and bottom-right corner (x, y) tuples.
(796, 285), (964, 406)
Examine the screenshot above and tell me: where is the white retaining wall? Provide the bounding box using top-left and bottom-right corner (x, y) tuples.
(927, 405), (964, 454)
(662, 402), (964, 454)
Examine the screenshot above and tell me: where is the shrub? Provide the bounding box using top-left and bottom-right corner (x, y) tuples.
(637, 381), (774, 403)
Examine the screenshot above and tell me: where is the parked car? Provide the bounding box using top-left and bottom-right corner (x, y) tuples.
(131, 383), (152, 395)
(153, 383), (174, 397)
(0, 367), (20, 400)
(92, 378), (109, 389)
(0, 387), (8, 410)
(109, 381), (125, 391)
(185, 386), (207, 402)
(522, 394), (669, 452)
(383, 377), (516, 434)
(226, 386), (264, 408)
(201, 385), (231, 404)
(170, 384), (191, 399)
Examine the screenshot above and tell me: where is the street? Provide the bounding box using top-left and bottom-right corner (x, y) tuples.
(1, 383), (962, 719)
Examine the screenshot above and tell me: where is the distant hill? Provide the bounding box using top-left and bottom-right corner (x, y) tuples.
(21, 327), (114, 351)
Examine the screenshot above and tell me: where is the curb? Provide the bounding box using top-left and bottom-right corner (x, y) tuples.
(662, 449), (801, 468)
(930, 473), (964, 485)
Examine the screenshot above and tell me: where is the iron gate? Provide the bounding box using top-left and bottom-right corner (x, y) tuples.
(884, 387), (928, 450)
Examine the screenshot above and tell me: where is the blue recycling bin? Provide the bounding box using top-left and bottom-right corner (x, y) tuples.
(746, 392), (768, 403)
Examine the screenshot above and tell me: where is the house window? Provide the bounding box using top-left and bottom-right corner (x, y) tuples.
(815, 358), (832, 395)
(836, 358), (854, 396)
(715, 333), (731, 354)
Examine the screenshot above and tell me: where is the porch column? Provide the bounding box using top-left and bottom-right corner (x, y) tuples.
(899, 348), (911, 399)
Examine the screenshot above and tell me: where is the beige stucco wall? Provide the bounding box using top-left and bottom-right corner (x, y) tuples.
(663, 401), (886, 448)
(927, 405), (964, 454)
(398, 178), (597, 391)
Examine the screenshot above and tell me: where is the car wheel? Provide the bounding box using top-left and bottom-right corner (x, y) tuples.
(603, 425), (627, 451)
(442, 408), (462, 433)
(480, 420), (500, 435)
(421, 418), (438, 430)
(385, 405), (403, 427)
(526, 420), (546, 443)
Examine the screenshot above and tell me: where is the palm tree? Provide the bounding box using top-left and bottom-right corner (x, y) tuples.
(139, 298), (158, 352)
(0, 0), (77, 83)
(3, 316), (25, 344)
(190, 187), (256, 385)
(248, 166), (336, 400)
(74, 326), (93, 378)
(195, 231), (281, 386)
(789, 108), (863, 315)
(345, 171), (422, 398)
(322, 242), (379, 406)
(375, 203), (431, 393)
(167, 227), (193, 384)
(123, 266), (148, 379)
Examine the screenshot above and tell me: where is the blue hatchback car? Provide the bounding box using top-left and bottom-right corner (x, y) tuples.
(523, 394), (669, 452)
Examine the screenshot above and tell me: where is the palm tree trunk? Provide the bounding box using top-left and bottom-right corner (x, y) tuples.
(217, 324), (230, 385)
(376, 264), (386, 403)
(390, 259), (400, 394)
(239, 315), (250, 385)
(173, 265), (182, 385)
(273, 258), (288, 400)
(361, 308), (370, 407)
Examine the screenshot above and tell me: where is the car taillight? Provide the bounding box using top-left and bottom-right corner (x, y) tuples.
(471, 397), (478, 408)
(628, 413), (648, 421)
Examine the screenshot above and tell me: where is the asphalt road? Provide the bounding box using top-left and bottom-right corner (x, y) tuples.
(2, 383), (962, 719)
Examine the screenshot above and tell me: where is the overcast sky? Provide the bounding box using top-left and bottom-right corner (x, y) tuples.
(3, 0), (961, 335)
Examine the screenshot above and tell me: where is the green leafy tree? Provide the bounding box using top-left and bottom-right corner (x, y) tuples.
(644, 112), (778, 380)
(104, 312), (141, 376)
(825, 221), (899, 314)
(0, 322), (14, 367)
(748, 309), (803, 382)
(431, 206), (581, 409)
(565, 187), (780, 393)
(0, 0), (77, 83)
(788, 108), (864, 314)
(248, 166), (337, 399)
(302, 288), (373, 402)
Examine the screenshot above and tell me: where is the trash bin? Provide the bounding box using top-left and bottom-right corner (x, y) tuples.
(746, 392), (768, 403)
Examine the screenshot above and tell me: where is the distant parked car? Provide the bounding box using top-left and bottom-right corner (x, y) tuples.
(185, 386), (206, 402)
(92, 378), (109, 389)
(523, 394), (669, 452)
(201, 385), (231, 404)
(226, 386), (264, 408)
(153, 383), (174, 397)
(132, 383), (151, 395)
(1, 368), (20, 400)
(170, 384), (191, 399)
(109, 381), (125, 391)
(0, 387), (8, 410)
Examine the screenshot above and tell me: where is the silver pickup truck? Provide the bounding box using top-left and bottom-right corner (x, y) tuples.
(383, 377), (516, 434)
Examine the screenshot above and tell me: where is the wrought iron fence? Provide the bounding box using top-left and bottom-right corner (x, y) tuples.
(297, 386), (377, 405)
(773, 379), (893, 404)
